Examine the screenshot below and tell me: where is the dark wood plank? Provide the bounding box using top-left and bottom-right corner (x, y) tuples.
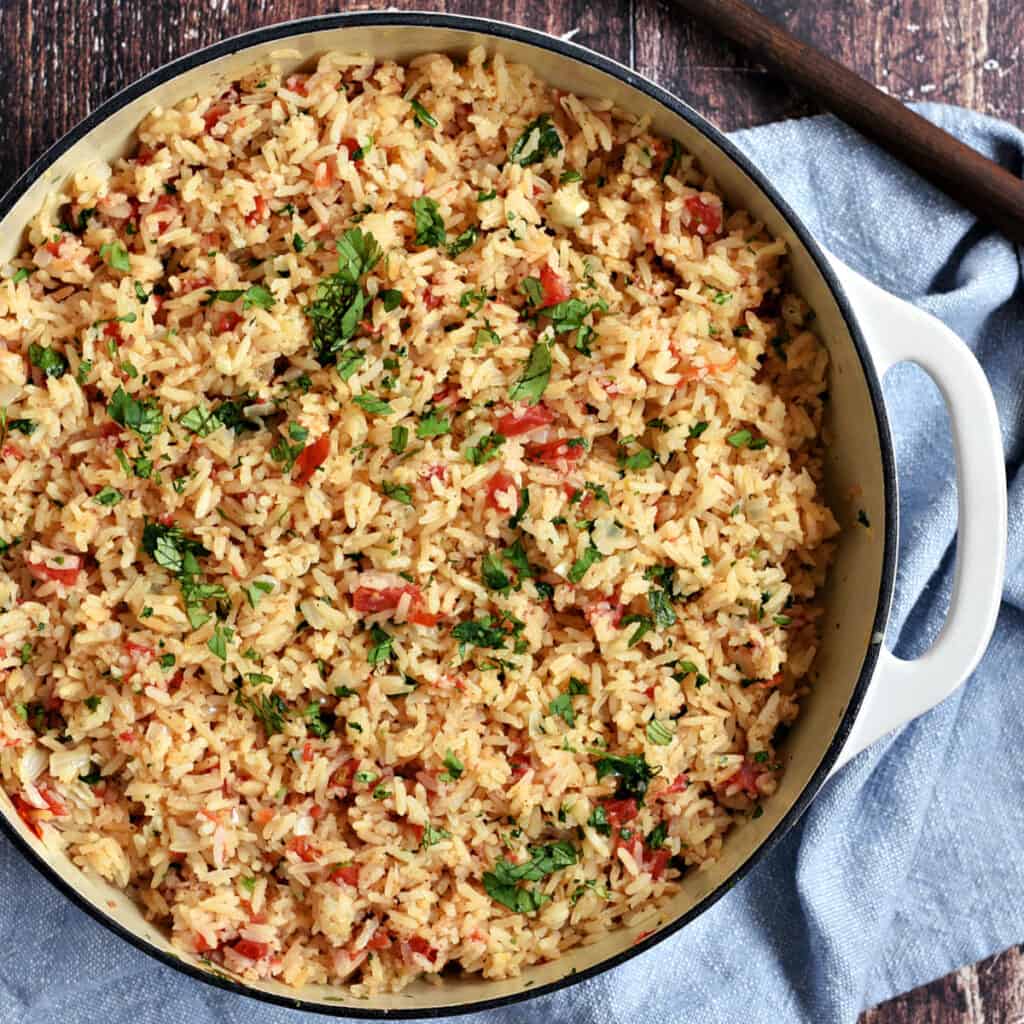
(860, 944), (1024, 1024)
(635, 0), (1024, 131)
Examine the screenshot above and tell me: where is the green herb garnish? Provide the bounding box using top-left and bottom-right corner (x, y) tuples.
(508, 342), (551, 405)
(99, 242), (131, 272)
(29, 344), (68, 379)
(509, 114), (563, 166)
(412, 197), (446, 247)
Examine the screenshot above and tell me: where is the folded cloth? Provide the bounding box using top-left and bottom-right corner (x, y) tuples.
(1, 104), (1021, 1024)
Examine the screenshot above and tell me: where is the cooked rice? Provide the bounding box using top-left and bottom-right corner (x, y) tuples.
(0, 47), (838, 994)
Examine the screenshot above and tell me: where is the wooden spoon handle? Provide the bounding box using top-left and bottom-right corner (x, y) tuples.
(670, 0), (1024, 244)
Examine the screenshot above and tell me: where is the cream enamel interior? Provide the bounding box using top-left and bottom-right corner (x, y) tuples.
(0, 20), (889, 1014)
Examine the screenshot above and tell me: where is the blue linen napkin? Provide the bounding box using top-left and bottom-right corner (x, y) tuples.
(2, 104), (1021, 1024)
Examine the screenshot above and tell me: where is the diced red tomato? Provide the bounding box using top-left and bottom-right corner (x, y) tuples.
(12, 795), (42, 838)
(525, 438), (585, 468)
(621, 835), (669, 878)
(352, 584), (438, 628)
(302, 741), (315, 764)
(485, 470), (518, 512)
(313, 162), (334, 189)
(309, 803), (325, 821)
(675, 353), (737, 386)
(245, 195), (268, 227)
(44, 239), (64, 257)
(509, 756), (531, 779)
(203, 102), (231, 133)
(232, 939), (269, 960)
(292, 434), (329, 486)
(496, 404), (554, 437)
(331, 864), (361, 887)
(407, 936), (438, 963)
(408, 606), (441, 627)
(103, 321), (123, 342)
(217, 311), (242, 334)
(539, 264), (571, 308)
(135, 147), (154, 167)
(332, 760), (358, 792)
(341, 138), (364, 162)
(181, 274), (211, 294)
(366, 929), (392, 951)
(119, 730), (136, 744)
(352, 584), (417, 614)
(423, 289), (442, 310)
(124, 641), (154, 662)
(602, 798), (638, 827)
(664, 773), (689, 795)
(2, 444), (25, 461)
(421, 463), (449, 486)
(253, 807), (275, 826)
(153, 193), (177, 232)
(38, 786), (67, 817)
(27, 559), (82, 586)
(158, 512), (174, 526)
(647, 849), (671, 880)
(431, 383), (460, 408)
(287, 836), (320, 862)
(285, 74), (309, 96)
(724, 758), (762, 798)
(684, 195), (723, 236)
(584, 593), (626, 628)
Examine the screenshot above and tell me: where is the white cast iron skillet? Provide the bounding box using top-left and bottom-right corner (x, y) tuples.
(0, 12), (1007, 1017)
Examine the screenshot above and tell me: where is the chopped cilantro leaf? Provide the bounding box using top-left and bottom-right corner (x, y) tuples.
(29, 344), (68, 379)
(207, 623), (233, 661)
(95, 486), (122, 507)
(179, 404), (223, 437)
(390, 425), (409, 453)
(409, 99), (438, 128)
(413, 197), (446, 247)
(306, 227), (382, 365)
(509, 114), (563, 166)
(367, 624), (394, 665)
(508, 342), (551, 405)
(353, 393), (393, 416)
(107, 386), (162, 443)
(594, 753), (658, 802)
(99, 242), (131, 272)
(447, 226), (479, 258)
(244, 579), (274, 609)
(465, 431), (505, 466)
(417, 413), (450, 439)
(567, 545), (602, 584)
(441, 749), (464, 781)
(382, 481), (413, 505)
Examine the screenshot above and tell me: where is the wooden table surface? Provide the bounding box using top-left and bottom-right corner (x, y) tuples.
(1, 1), (1021, 1019)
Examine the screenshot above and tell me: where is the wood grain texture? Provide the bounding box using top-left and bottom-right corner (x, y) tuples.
(0, 0), (1022, 1019)
(634, 0), (1024, 131)
(860, 945), (1024, 1024)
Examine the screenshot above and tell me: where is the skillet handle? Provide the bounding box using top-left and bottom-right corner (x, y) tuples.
(825, 255), (1006, 774)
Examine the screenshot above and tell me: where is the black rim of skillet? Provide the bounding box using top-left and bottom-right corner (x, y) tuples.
(0, 11), (898, 1019)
